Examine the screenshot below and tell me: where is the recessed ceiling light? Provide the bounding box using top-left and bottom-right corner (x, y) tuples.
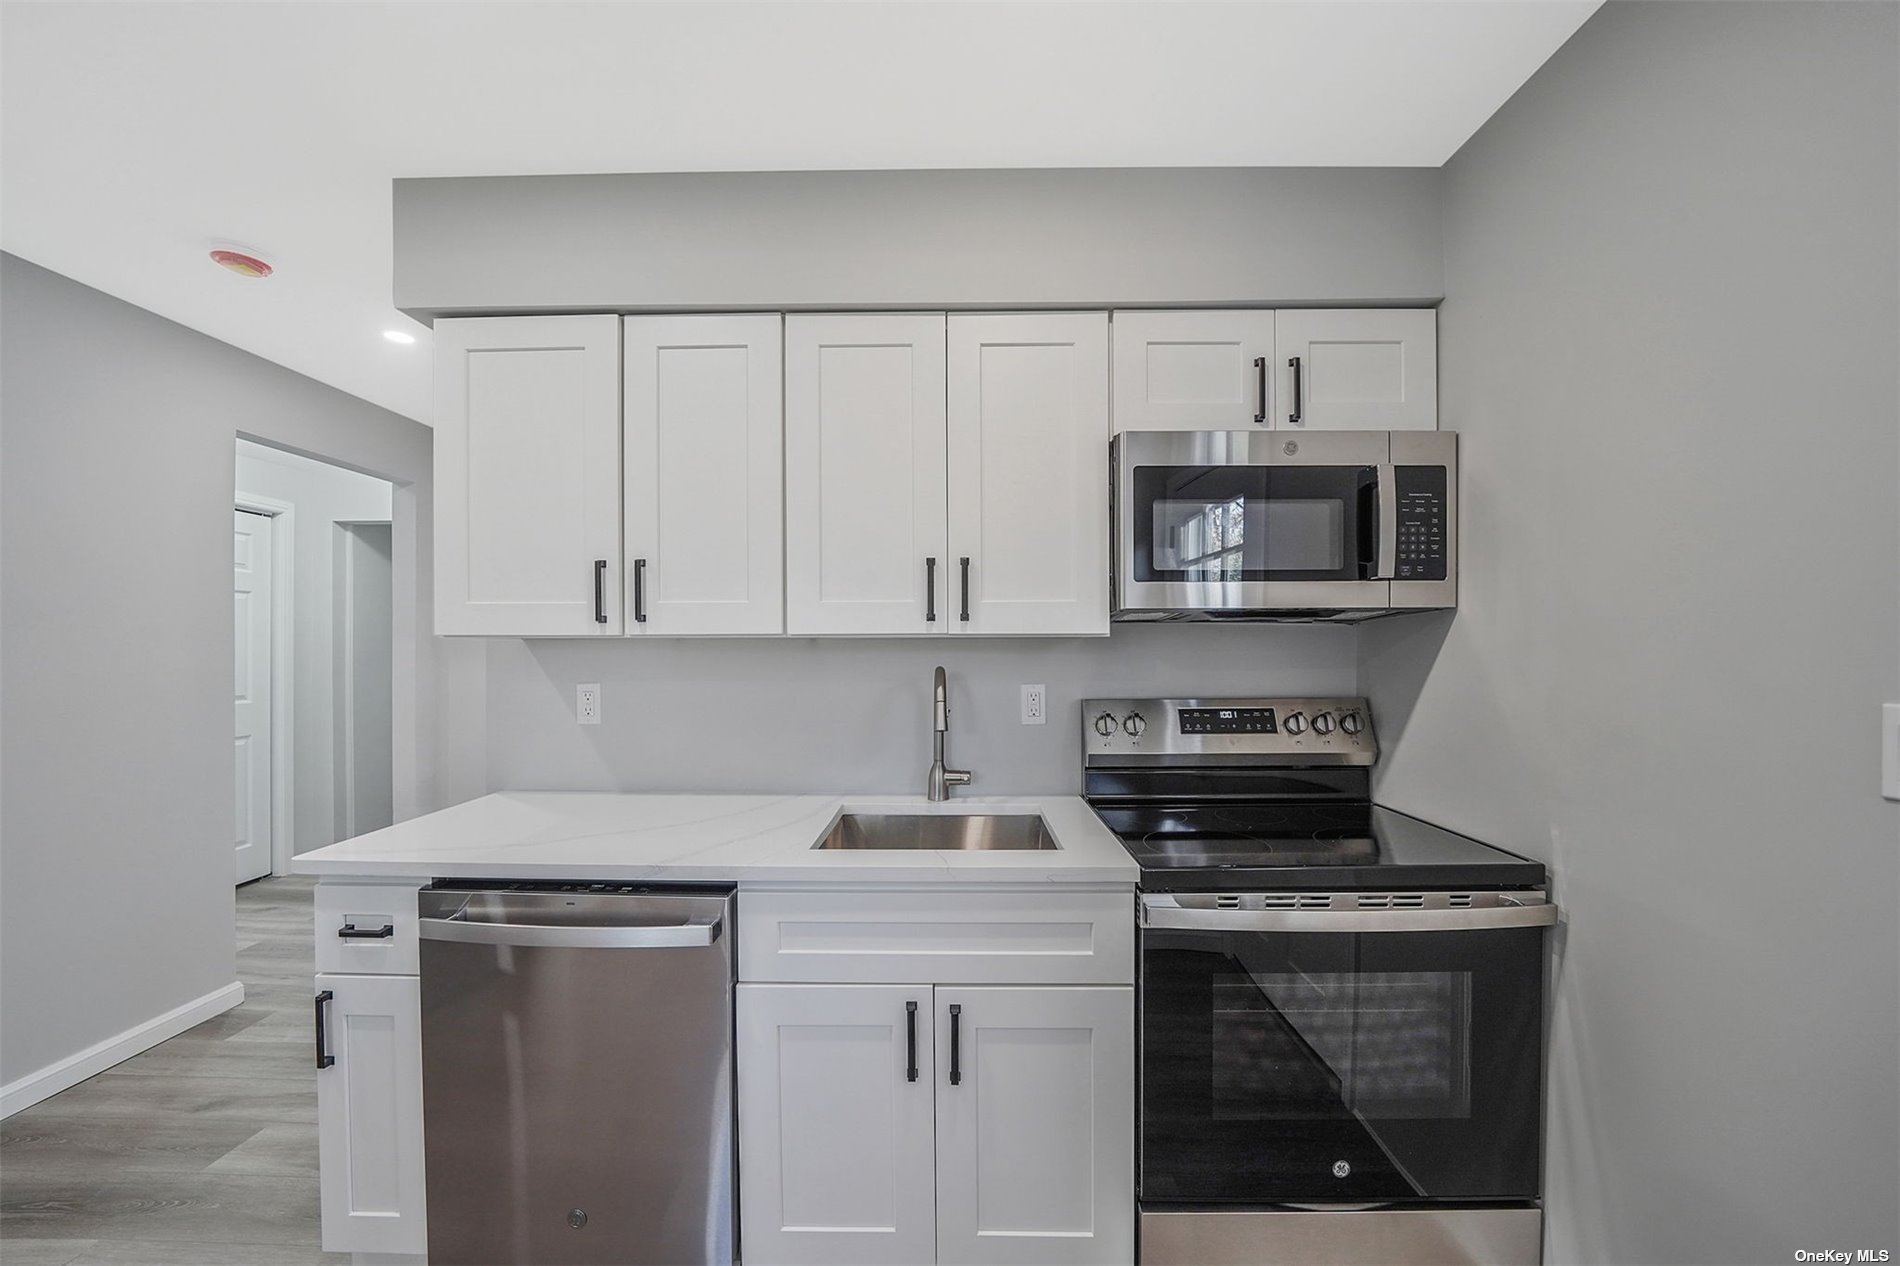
(383, 329), (417, 345)
(209, 248), (272, 278)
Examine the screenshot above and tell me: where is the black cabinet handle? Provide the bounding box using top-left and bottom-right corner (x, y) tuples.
(1288, 355), (1304, 427)
(948, 1003), (962, 1086)
(337, 923), (394, 940)
(924, 558), (937, 623)
(906, 1001), (919, 1082)
(1253, 356), (1268, 426)
(593, 559), (608, 624)
(633, 558), (647, 624)
(958, 558), (971, 623)
(314, 990), (335, 1070)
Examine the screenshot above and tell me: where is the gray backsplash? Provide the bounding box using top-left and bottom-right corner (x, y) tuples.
(485, 624), (1358, 796)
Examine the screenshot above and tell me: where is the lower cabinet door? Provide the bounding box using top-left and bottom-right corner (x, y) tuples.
(738, 984), (938, 1266)
(314, 973), (426, 1255)
(934, 986), (1135, 1266)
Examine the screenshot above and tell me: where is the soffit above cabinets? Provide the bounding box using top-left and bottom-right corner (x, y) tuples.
(2, 2), (1600, 423)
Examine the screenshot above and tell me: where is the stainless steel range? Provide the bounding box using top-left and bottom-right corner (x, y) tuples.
(1083, 698), (1554, 1266)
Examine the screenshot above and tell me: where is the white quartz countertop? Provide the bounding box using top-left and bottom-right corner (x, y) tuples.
(291, 792), (1138, 886)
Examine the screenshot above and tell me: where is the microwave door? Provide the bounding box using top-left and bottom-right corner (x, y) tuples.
(1128, 462), (1386, 612)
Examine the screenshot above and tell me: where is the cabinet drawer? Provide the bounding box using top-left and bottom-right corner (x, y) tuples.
(314, 883), (422, 976)
(739, 889), (1134, 986)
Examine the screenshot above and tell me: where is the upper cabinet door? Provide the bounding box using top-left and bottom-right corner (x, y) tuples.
(947, 314), (1110, 637)
(1110, 310), (1276, 433)
(434, 315), (623, 635)
(785, 314), (948, 636)
(1275, 309), (1438, 431)
(624, 315), (784, 635)
(934, 986), (1136, 1265)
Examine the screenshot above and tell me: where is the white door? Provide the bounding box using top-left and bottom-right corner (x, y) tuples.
(624, 314), (784, 635)
(785, 314), (948, 636)
(1110, 310), (1276, 433)
(433, 315), (623, 636)
(316, 973), (427, 1255)
(737, 984), (937, 1266)
(233, 509), (273, 883)
(935, 987), (1135, 1266)
(947, 313), (1110, 636)
(1275, 309), (1438, 431)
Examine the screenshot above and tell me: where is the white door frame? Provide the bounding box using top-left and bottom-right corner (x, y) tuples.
(235, 492), (295, 875)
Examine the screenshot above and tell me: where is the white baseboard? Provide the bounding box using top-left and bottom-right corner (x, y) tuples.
(0, 980), (246, 1118)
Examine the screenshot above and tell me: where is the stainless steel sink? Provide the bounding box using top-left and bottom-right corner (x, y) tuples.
(814, 813), (1058, 851)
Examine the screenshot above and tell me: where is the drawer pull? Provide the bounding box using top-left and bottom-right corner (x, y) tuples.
(338, 922), (395, 940)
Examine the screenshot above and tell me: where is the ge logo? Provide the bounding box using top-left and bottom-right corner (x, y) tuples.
(1332, 1160), (1352, 1178)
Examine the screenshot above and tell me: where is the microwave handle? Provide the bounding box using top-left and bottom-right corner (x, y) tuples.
(1373, 463), (1398, 579)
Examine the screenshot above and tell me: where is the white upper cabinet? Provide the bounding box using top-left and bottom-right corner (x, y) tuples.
(1110, 310), (1276, 433)
(623, 315), (784, 635)
(1275, 309), (1438, 431)
(785, 314), (949, 636)
(434, 315), (623, 635)
(947, 314), (1109, 637)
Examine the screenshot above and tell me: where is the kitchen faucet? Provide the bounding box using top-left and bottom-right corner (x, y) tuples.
(926, 665), (972, 802)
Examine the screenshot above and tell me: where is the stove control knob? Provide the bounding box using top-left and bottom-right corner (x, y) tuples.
(1339, 711), (1363, 737)
(1122, 712), (1147, 738)
(1313, 712), (1336, 736)
(1284, 712), (1308, 735)
(1092, 712), (1118, 737)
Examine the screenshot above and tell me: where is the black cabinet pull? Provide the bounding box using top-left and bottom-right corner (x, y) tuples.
(906, 1001), (919, 1082)
(958, 558), (971, 623)
(1288, 355), (1304, 427)
(593, 559), (608, 624)
(337, 923), (394, 940)
(633, 558), (648, 624)
(1253, 356), (1268, 426)
(948, 1003), (963, 1086)
(924, 558), (937, 623)
(314, 990), (335, 1070)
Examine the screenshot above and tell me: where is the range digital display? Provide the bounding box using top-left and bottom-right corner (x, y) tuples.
(1179, 707), (1278, 735)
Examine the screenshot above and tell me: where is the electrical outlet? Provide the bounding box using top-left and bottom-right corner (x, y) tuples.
(577, 683), (602, 726)
(1020, 684), (1046, 726)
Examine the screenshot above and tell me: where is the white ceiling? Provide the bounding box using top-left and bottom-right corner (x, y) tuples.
(1, 1), (1598, 424)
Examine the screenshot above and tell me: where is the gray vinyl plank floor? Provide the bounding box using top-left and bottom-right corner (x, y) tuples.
(0, 875), (349, 1263)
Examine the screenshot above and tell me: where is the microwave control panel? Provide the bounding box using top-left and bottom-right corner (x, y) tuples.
(1394, 466), (1448, 581)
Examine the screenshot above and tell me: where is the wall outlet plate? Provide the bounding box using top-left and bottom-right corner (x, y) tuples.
(577, 683), (601, 726)
(1021, 685), (1046, 725)
(1883, 703), (1899, 801)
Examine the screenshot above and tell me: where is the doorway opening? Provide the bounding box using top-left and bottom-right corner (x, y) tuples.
(234, 439), (396, 884)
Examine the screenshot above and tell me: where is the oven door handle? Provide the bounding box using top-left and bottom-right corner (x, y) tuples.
(1373, 462), (1398, 580)
(1140, 896), (1557, 933)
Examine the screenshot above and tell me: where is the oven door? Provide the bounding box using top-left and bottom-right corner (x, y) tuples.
(1138, 897), (1550, 1206)
(1114, 430), (1393, 615)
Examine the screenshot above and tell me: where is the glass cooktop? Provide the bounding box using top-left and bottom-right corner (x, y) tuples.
(1089, 802), (1546, 892)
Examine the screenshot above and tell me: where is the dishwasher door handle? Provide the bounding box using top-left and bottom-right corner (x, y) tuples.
(419, 915), (722, 949)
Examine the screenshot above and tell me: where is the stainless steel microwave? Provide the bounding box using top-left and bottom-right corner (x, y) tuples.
(1112, 430), (1457, 621)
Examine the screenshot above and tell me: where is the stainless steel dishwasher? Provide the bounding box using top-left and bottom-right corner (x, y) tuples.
(418, 882), (736, 1266)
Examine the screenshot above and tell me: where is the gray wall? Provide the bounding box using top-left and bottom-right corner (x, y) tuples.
(486, 626), (1356, 795)
(1361, 4), (1900, 1261)
(0, 255), (450, 1091)
(337, 522), (395, 839)
(393, 167), (1443, 318)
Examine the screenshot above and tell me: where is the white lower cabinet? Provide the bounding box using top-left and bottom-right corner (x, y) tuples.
(314, 973), (427, 1256)
(738, 982), (1134, 1266)
(934, 987), (1135, 1266)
